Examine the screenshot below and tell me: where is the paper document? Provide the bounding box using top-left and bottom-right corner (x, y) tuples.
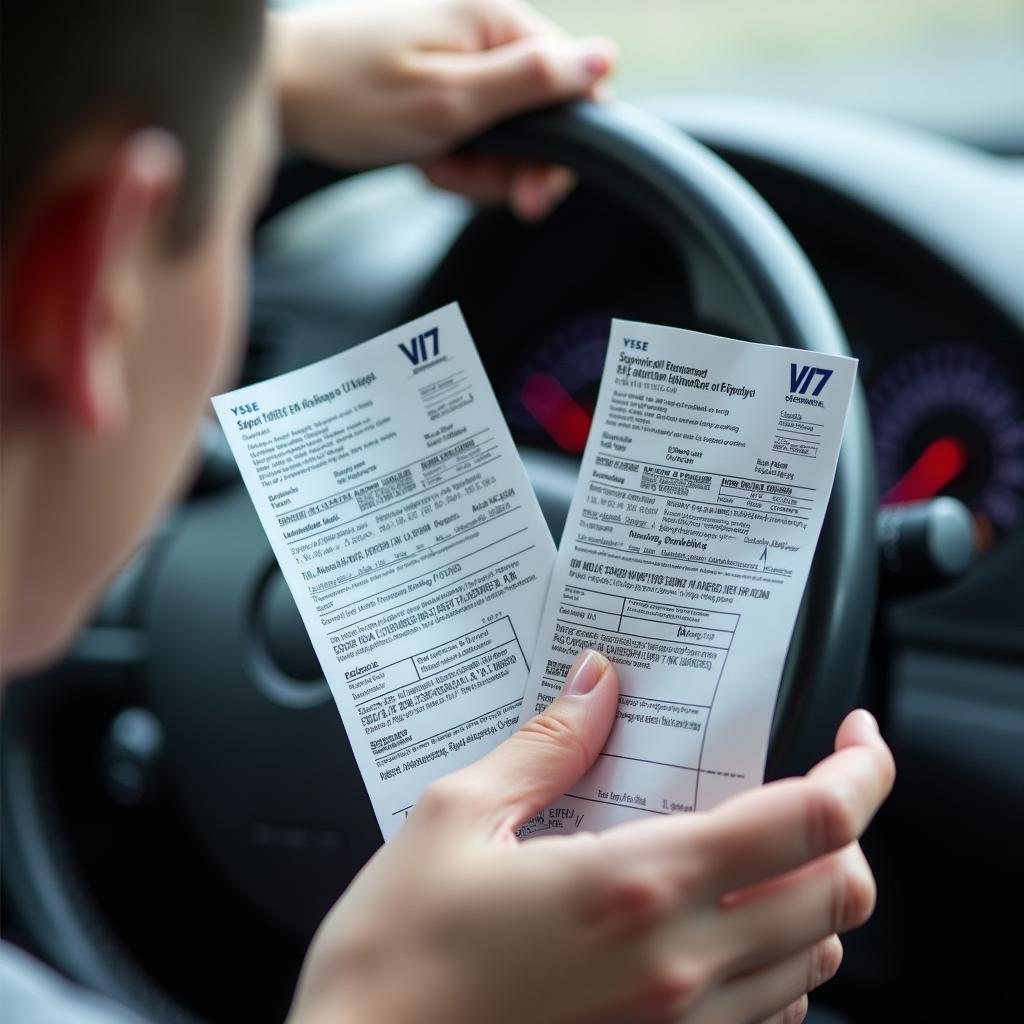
(213, 304), (555, 839)
(518, 321), (856, 835)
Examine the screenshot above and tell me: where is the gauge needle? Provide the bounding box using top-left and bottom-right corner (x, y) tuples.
(882, 435), (969, 504)
(521, 372), (592, 453)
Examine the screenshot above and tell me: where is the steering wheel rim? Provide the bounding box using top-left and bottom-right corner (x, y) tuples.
(467, 99), (877, 775)
(1, 100), (876, 1024)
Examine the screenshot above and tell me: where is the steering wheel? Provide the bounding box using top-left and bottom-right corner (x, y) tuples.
(1, 101), (876, 1024)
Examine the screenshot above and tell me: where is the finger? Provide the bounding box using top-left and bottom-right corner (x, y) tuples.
(722, 844), (875, 973)
(710, 716), (891, 893)
(809, 708), (896, 789)
(419, 155), (575, 219)
(692, 936), (839, 1024)
(611, 709), (893, 896)
(509, 164), (576, 220)
(429, 34), (617, 136)
(423, 649), (619, 835)
(469, 0), (571, 48)
(759, 996), (810, 1024)
(419, 153), (524, 204)
(483, 1), (614, 107)
(784, 998), (811, 1024)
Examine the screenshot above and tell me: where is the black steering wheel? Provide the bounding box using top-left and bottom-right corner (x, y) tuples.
(1, 101), (876, 1024)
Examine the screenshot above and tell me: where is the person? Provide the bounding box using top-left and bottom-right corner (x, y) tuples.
(0, 2), (895, 1022)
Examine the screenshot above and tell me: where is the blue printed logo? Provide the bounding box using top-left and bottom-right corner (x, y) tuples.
(398, 327), (440, 366)
(789, 363), (833, 396)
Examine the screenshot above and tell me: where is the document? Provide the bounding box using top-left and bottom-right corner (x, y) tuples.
(213, 304), (555, 840)
(518, 321), (857, 835)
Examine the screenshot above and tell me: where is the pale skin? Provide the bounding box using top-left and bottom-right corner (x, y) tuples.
(0, 3), (895, 1023)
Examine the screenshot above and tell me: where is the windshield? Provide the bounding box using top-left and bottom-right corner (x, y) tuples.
(534, 0), (1024, 152)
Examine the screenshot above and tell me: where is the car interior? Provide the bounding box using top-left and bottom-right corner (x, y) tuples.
(2, 3), (1021, 1022)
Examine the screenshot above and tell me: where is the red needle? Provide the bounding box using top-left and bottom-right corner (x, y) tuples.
(882, 436), (969, 504)
(521, 372), (592, 453)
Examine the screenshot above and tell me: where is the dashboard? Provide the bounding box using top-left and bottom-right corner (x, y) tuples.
(413, 180), (1024, 558)
(490, 276), (1024, 551)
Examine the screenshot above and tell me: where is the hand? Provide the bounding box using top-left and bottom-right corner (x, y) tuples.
(288, 650), (895, 1024)
(270, 0), (617, 219)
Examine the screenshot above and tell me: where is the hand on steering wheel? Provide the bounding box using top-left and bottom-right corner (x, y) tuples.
(271, 0), (617, 220)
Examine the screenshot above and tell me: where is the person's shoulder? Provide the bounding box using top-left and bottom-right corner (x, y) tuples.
(0, 942), (149, 1024)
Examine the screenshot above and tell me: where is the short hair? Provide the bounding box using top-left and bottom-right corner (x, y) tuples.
(1, 0), (265, 250)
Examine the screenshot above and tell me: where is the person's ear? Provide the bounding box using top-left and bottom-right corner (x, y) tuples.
(4, 129), (182, 435)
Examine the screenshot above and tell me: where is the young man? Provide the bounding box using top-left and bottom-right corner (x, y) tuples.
(1, 3), (895, 1022)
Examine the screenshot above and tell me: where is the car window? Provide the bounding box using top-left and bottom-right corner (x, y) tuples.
(533, 0), (1024, 152)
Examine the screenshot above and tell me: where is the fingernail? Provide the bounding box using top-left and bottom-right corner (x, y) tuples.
(518, 175), (549, 221)
(856, 709), (880, 735)
(510, 177), (533, 221)
(576, 38), (617, 80)
(516, 167), (575, 222)
(562, 649), (607, 696)
(583, 52), (609, 78)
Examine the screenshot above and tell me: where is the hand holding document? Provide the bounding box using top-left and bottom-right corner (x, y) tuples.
(518, 320), (856, 833)
(214, 305), (555, 839)
(214, 307), (855, 837)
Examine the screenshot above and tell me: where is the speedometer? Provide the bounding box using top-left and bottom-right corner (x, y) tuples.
(503, 311), (611, 453)
(871, 344), (1024, 550)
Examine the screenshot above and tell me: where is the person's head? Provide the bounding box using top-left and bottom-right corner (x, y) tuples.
(1, 1), (275, 672)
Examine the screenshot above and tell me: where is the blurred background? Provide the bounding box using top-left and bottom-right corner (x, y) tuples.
(529, 0), (1024, 151)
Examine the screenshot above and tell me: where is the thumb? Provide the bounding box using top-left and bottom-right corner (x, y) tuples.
(460, 649), (619, 835)
(451, 35), (617, 136)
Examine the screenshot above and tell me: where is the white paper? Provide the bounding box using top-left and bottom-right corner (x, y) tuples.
(518, 321), (857, 835)
(212, 304), (555, 840)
